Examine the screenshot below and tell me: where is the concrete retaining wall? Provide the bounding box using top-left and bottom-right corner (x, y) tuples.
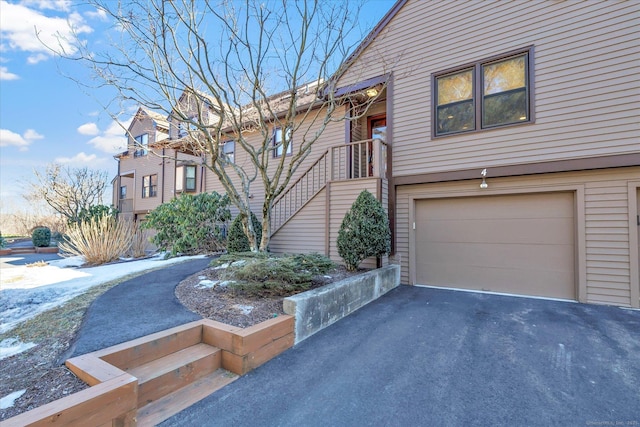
(283, 265), (400, 344)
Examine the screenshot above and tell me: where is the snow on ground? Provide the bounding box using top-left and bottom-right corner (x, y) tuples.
(0, 390), (26, 410)
(0, 254), (205, 336)
(0, 338), (36, 360)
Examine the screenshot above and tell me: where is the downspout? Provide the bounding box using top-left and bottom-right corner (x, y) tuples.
(116, 157), (121, 213)
(161, 148), (166, 203)
(200, 154), (205, 193)
(174, 150), (178, 199)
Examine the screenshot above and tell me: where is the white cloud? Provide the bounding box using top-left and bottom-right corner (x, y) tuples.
(77, 122), (99, 135)
(0, 1), (93, 62)
(22, 0), (71, 12)
(26, 53), (48, 64)
(85, 7), (107, 21)
(87, 118), (131, 154)
(23, 129), (44, 140)
(0, 128), (43, 150)
(54, 151), (104, 166)
(0, 66), (19, 80)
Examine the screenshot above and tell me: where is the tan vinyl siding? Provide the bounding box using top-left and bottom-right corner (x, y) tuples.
(269, 188), (326, 254)
(204, 105), (347, 216)
(340, 0), (638, 176)
(396, 167), (640, 307)
(585, 181), (632, 306)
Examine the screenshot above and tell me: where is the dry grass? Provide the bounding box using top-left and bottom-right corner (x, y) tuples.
(25, 260), (48, 268)
(59, 217), (133, 265)
(129, 223), (152, 258)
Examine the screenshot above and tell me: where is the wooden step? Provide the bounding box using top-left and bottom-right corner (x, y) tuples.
(136, 368), (239, 426)
(10, 247), (36, 254)
(127, 343), (221, 408)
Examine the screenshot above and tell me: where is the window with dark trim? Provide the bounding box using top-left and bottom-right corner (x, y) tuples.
(142, 174), (157, 198)
(119, 186), (127, 199)
(222, 140), (235, 164)
(184, 165), (196, 191)
(433, 47), (533, 137)
(273, 127), (292, 158)
(133, 133), (149, 157)
(175, 165), (196, 192)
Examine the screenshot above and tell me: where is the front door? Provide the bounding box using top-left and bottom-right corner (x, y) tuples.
(367, 115), (386, 176)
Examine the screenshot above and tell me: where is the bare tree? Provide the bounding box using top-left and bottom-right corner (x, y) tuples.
(26, 164), (108, 224)
(58, 0), (389, 251)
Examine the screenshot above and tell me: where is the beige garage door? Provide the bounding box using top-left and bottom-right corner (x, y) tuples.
(415, 192), (576, 299)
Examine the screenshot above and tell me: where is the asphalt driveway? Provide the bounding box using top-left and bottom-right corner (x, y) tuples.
(163, 285), (640, 426)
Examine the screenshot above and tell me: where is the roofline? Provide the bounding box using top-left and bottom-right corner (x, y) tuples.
(338, 0), (407, 81)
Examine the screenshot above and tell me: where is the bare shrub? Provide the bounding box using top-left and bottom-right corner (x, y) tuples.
(59, 217), (133, 265)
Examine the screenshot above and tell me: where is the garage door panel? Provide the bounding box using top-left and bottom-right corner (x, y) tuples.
(420, 218), (574, 245)
(421, 242), (574, 271)
(420, 193), (574, 220)
(415, 192), (576, 300)
(419, 262), (574, 297)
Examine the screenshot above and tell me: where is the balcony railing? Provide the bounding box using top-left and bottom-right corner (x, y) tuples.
(330, 139), (387, 181)
(271, 138), (388, 232)
(119, 198), (134, 213)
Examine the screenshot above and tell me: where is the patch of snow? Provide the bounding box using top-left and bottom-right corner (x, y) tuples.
(0, 338), (36, 361)
(0, 254), (206, 335)
(212, 262), (230, 270)
(49, 256), (86, 268)
(0, 389), (26, 409)
(196, 280), (219, 289)
(198, 276), (207, 280)
(196, 279), (234, 289)
(233, 304), (254, 315)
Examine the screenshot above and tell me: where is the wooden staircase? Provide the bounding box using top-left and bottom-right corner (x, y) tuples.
(271, 138), (388, 234)
(131, 342), (235, 426)
(9, 246), (36, 254)
(62, 317), (294, 426)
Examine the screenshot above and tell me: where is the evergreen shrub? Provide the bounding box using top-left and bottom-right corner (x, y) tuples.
(227, 211), (262, 253)
(32, 227), (52, 247)
(336, 189), (391, 271)
(143, 192), (231, 257)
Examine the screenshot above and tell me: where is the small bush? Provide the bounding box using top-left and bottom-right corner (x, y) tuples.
(227, 211), (262, 253)
(0, 233), (6, 249)
(337, 190), (391, 271)
(59, 216), (133, 265)
(143, 192), (231, 257)
(32, 227), (51, 248)
(217, 252), (336, 296)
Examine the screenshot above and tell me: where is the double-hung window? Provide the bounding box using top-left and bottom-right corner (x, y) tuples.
(134, 133), (149, 157)
(120, 186), (127, 199)
(273, 127), (292, 157)
(175, 165), (196, 192)
(222, 140), (235, 164)
(433, 47), (533, 137)
(142, 174), (157, 198)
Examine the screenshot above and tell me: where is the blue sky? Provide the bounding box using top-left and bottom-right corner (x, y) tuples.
(0, 0), (395, 213)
